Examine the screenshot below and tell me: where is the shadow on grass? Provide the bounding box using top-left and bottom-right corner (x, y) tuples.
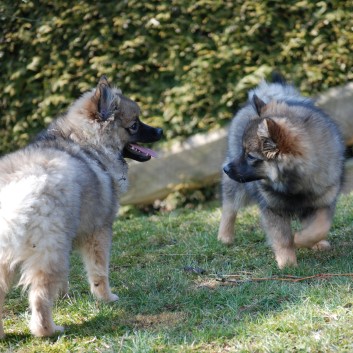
(2, 332), (32, 343)
(63, 310), (187, 338)
(1, 197), (352, 349)
(67, 245), (353, 343)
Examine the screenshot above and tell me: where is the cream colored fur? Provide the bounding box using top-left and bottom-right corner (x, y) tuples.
(0, 80), (131, 337)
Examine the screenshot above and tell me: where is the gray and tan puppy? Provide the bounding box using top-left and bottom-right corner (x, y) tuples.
(218, 75), (345, 269)
(0, 76), (162, 337)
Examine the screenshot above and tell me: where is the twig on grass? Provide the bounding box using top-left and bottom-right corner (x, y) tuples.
(214, 273), (353, 284)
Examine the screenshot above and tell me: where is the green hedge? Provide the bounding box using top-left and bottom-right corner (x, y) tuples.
(0, 0), (352, 154)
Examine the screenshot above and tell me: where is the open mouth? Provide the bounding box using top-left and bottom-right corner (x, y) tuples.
(123, 143), (159, 162)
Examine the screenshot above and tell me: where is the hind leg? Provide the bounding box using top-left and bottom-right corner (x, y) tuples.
(78, 229), (118, 302)
(21, 245), (70, 337)
(0, 264), (14, 339)
(294, 208), (333, 250)
(0, 290), (4, 339)
(28, 271), (65, 337)
(218, 174), (249, 245)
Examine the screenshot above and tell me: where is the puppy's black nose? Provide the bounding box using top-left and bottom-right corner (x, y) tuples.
(223, 164), (231, 175)
(155, 128), (163, 139)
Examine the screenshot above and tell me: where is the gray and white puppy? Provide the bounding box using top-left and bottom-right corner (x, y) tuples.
(218, 75), (345, 269)
(0, 76), (162, 337)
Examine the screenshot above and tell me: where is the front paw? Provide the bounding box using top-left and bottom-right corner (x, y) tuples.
(107, 293), (119, 302)
(217, 231), (234, 245)
(274, 248), (298, 269)
(311, 240), (331, 251)
(30, 323), (64, 337)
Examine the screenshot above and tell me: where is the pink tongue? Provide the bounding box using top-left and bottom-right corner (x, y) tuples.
(130, 144), (158, 158)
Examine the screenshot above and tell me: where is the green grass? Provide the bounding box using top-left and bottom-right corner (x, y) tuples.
(1, 194), (353, 352)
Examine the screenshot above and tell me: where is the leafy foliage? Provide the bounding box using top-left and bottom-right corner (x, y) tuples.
(0, 0), (352, 153)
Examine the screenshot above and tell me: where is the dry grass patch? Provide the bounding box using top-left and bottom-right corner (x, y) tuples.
(128, 312), (187, 330)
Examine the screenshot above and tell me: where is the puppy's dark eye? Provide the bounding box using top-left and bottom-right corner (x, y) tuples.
(127, 122), (138, 133)
(247, 153), (261, 162)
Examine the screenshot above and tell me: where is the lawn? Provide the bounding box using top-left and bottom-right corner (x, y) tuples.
(1, 193), (353, 352)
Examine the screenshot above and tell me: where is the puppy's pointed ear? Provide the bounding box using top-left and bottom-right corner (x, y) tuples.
(97, 75), (111, 88)
(253, 94), (266, 116)
(257, 119), (279, 159)
(94, 76), (112, 121)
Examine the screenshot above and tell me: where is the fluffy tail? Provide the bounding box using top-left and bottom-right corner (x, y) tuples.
(248, 73), (302, 104)
(271, 71), (286, 85)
